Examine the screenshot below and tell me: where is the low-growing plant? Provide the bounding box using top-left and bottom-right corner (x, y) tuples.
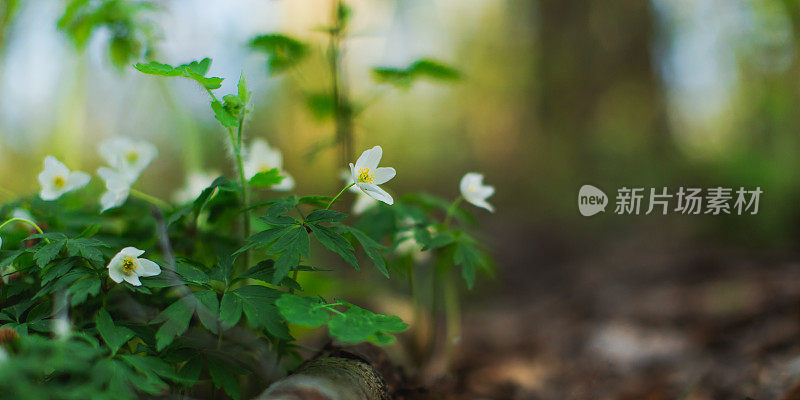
(0, 52), (495, 398)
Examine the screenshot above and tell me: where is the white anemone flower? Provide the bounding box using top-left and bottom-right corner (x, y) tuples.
(107, 247), (161, 286)
(173, 171), (218, 203)
(99, 137), (157, 181)
(37, 156), (90, 201)
(349, 146), (396, 205)
(98, 167), (134, 212)
(243, 139), (295, 191)
(339, 169), (378, 215)
(460, 172), (495, 212)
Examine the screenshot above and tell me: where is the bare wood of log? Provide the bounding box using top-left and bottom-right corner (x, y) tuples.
(256, 346), (393, 400)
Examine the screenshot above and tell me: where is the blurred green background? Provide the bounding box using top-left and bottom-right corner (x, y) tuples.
(1, 0), (799, 255)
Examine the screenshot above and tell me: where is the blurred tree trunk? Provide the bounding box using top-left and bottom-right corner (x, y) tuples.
(536, 0), (672, 176)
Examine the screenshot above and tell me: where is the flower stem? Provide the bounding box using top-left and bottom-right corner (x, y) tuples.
(0, 218), (48, 243)
(325, 183), (355, 210)
(233, 123), (251, 273)
(443, 196), (463, 227)
(443, 271), (461, 369)
(130, 189), (172, 211)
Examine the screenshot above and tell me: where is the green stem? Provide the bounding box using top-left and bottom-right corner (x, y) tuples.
(0, 218), (48, 243)
(130, 189), (173, 211)
(329, 0), (354, 165)
(443, 196), (463, 227)
(443, 271), (461, 369)
(325, 183), (355, 210)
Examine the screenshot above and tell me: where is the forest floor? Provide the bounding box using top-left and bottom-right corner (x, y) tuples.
(406, 226), (800, 400)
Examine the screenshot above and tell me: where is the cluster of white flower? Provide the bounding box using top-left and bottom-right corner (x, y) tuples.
(25, 140), (494, 286)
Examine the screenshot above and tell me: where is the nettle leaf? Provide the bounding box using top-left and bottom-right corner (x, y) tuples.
(34, 239), (66, 268)
(134, 58), (224, 89)
(95, 308), (135, 355)
(275, 294), (330, 328)
(224, 285), (289, 339)
(269, 226), (310, 285)
(310, 223), (357, 270)
(249, 168), (285, 188)
(250, 34), (308, 74)
(372, 58), (460, 88)
(153, 299), (194, 351)
(345, 226), (389, 278)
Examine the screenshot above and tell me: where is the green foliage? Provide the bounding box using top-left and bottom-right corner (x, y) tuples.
(249, 168), (285, 188)
(134, 58), (223, 89)
(59, 0), (157, 68)
(250, 34), (308, 74)
(372, 58), (461, 88)
(276, 294), (407, 344)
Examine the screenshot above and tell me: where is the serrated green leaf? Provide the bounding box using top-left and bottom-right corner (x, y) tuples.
(95, 308), (135, 355)
(153, 299), (194, 351)
(219, 291), (243, 329)
(195, 290), (220, 334)
(208, 359), (241, 400)
(68, 275), (101, 306)
(34, 239), (66, 268)
(454, 241), (479, 289)
(276, 294), (330, 327)
(305, 210), (347, 223)
(311, 223), (357, 270)
(346, 226), (389, 278)
(134, 58), (224, 89)
(230, 285), (290, 339)
(211, 100), (239, 127)
(65, 238), (107, 262)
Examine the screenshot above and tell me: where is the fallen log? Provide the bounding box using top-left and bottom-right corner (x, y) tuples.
(256, 345), (397, 400)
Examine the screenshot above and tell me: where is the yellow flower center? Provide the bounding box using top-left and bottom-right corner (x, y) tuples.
(126, 151), (139, 163)
(357, 168), (375, 184)
(53, 175), (66, 189)
(121, 257), (137, 276)
(468, 185), (476, 192)
(259, 164), (272, 173)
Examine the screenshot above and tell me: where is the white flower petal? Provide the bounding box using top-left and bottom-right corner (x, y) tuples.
(44, 156), (70, 177)
(354, 146), (382, 171)
(136, 258), (161, 277)
(466, 197), (495, 213)
(120, 247), (145, 258)
(39, 188), (62, 201)
(108, 265), (125, 283)
(272, 172), (295, 191)
(352, 192), (378, 215)
(123, 274), (142, 286)
(358, 182), (393, 205)
(66, 171), (91, 191)
(372, 167), (396, 185)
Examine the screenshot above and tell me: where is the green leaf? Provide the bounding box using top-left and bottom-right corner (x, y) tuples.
(249, 168), (285, 188)
(236, 260), (302, 290)
(269, 226), (310, 285)
(298, 196), (332, 207)
(305, 92), (335, 120)
(345, 226), (389, 278)
(372, 58), (460, 88)
(250, 34), (308, 74)
(95, 308), (135, 355)
(208, 359), (241, 400)
(153, 299), (194, 351)
(230, 285), (290, 339)
(65, 238), (108, 262)
(134, 58), (224, 89)
(327, 304), (408, 344)
(275, 294), (330, 328)
(237, 71), (250, 104)
(211, 100), (239, 127)
(195, 290), (220, 334)
(311, 224), (357, 270)
(68, 275), (102, 306)
(219, 291), (243, 329)
(305, 210), (347, 224)
(174, 261), (210, 285)
(454, 241), (479, 289)
(34, 239), (66, 268)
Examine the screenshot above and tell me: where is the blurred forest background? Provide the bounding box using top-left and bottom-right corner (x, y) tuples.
(3, 0), (800, 398)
